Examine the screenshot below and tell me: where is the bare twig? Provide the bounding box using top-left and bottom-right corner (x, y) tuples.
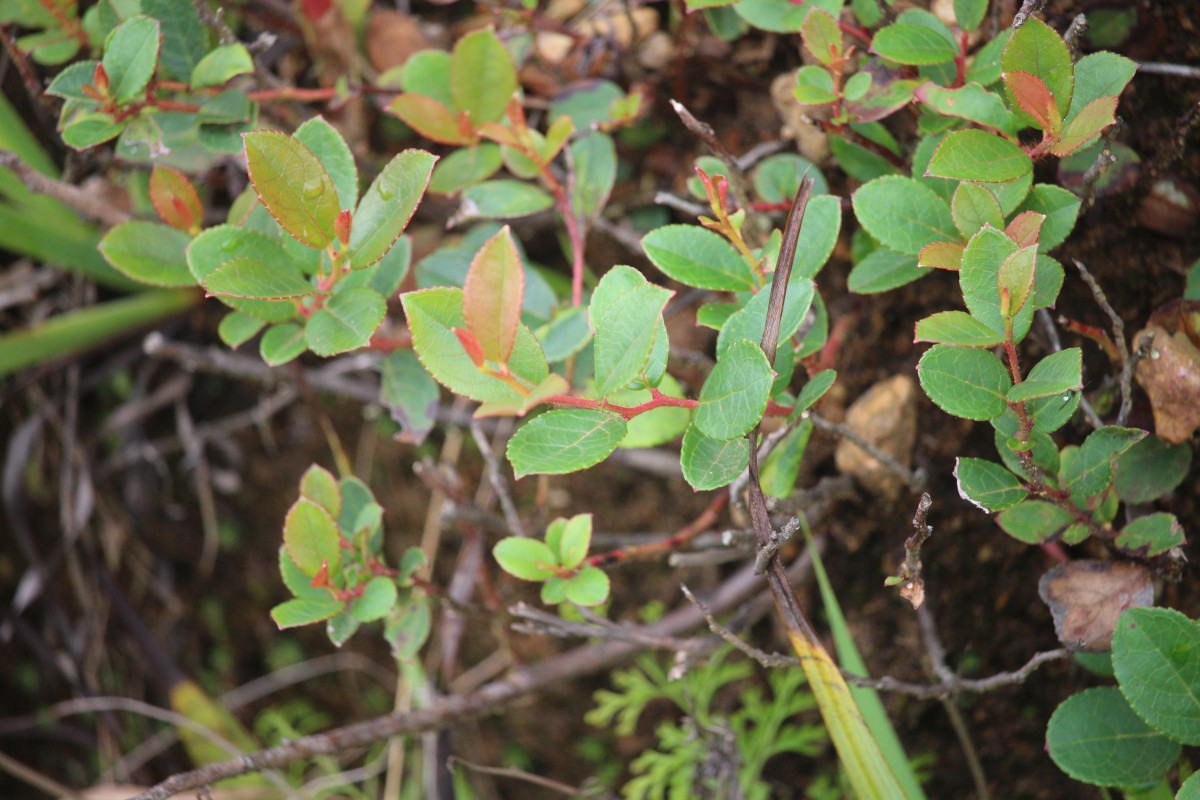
(653, 190), (709, 218)
(470, 420), (526, 538)
(447, 756), (587, 797)
(1011, 0), (1047, 28)
(1073, 259), (1133, 425)
(808, 412), (927, 492)
(888, 493), (933, 609)
(0, 150), (131, 227)
(1062, 14), (1087, 56)
(669, 100), (757, 229)
(1138, 62), (1200, 79)
(1077, 120), (1123, 212)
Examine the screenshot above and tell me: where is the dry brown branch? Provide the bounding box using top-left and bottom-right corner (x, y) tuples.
(0, 150), (131, 227)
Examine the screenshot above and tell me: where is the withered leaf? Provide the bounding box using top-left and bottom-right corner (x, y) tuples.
(1038, 560), (1154, 652)
(1135, 324), (1200, 444)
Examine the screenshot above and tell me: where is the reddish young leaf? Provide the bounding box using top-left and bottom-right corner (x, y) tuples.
(388, 94), (474, 145)
(1050, 96), (1119, 157)
(334, 209), (352, 246)
(452, 327), (487, 368)
(918, 241), (964, 270)
(149, 165), (203, 234)
(243, 131), (339, 249)
(1006, 71), (1061, 136)
(1005, 210), (1045, 247)
(477, 120), (522, 148)
(463, 226), (524, 364)
(800, 7), (843, 66)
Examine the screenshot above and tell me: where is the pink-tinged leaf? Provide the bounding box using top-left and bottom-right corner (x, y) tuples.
(997, 244), (1037, 317)
(918, 241), (964, 270)
(452, 327), (487, 367)
(334, 209), (352, 246)
(1050, 96), (1119, 157)
(800, 7), (842, 67)
(1005, 71), (1060, 135)
(243, 131), (339, 249)
(149, 165), (203, 234)
(540, 115), (574, 164)
(477, 121), (522, 148)
(388, 94), (474, 145)
(1005, 210), (1045, 247)
(463, 226), (524, 364)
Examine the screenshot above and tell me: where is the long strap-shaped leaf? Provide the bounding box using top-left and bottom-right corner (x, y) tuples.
(749, 181), (909, 799)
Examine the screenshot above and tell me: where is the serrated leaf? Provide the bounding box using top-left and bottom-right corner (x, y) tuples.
(927, 130), (1032, 183)
(694, 340), (773, 440)
(463, 226), (523, 363)
(954, 0), (986, 31)
(300, 464), (341, 517)
(872, 22), (958, 65)
(1002, 17), (1074, 122)
(954, 457), (1026, 512)
(564, 566), (610, 606)
(459, 180), (554, 221)
(381, 349), (440, 445)
(350, 149), (435, 268)
(99, 220), (194, 287)
(717, 279), (814, 356)
(800, 7), (842, 65)
(294, 116), (359, 212)
(917, 344), (1011, 420)
(1069, 52), (1136, 120)
(283, 497), (341, 576)
(998, 245), (1037, 317)
(614, 375), (691, 449)
(1113, 436), (1193, 504)
(149, 165), (202, 233)
(1063, 425), (1145, 498)
(1006, 71), (1061, 134)
(1014, 185), (1079, 250)
(103, 16), (160, 104)
(915, 82), (1017, 137)
(244, 131), (339, 249)
(793, 65), (837, 105)
(188, 227), (302, 323)
(351, 576), (398, 623)
(641, 225), (757, 291)
(959, 226), (1028, 341)
(914, 311), (1004, 347)
(1113, 607), (1200, 745)
(141, 0), (206, 82)
(996, 499), (1072, 544)
(451, 28), (517, 125)
(1007, 348), (1082, 403)
(792, 369), (836, 416)
(570, 132), (617, 222)
(402, 287), (548, 403)
(306, 288), (386, 356)
(680, 423), (749, 490)
(1047, 686), (1179, 787)
(272, 596), (344, 629)
(218, 311), (264, 348)
(507, 409), (626, 478)
(791, 195), (842, 279)
(951, 182), (1004, 240)
(852, 176), (956, 256)
(1114, 513), (1185, 557)
(204, 256), (321, 300)
(848, 248), (923, 293)
(190, 43), (253, 89)
(590, 265), (673, 398)
(428, 144), (502, 195)
(260, 323), (306, 366)
(389, 93), (472, 145)
(1050, 96), (1118, 157)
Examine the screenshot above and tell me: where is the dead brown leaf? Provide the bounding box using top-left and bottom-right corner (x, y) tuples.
(1037, 560), (1154, 651)
(1135, 323), (1200, 444)
(365, 9), (433, 74)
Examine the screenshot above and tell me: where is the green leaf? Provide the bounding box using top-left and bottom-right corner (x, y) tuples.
(99, 220), (193, 287)
(951, 182), (1005, 240)
(917, 344), (1012, 420)
(1007, 348), (1082, 403)
(792, 369), (836, 416)
(996, 499), (1072, 544)
(831, 134), (899, 182)
(680, 423), (749, 490)
(954, 457), (1026, 512)
(278, 545), (326, 599)
(915, 82), (1016, 136)
(381, 349), (440, 445)
(1115, 513), (1185, 557)
(761, 419), (813, 498)
(507, 409), (627, 478)
(428, 144), (502, 195)
(1062, 425), (1145, 498)
(389, 93), (471, 145)
(954, 0), (986, 31)
(294, 116), (359, 212)
(1114, 607), (1200, 743)
(570, 132), (617, 222)
(271, 596), (344, 629)
(791, 194), (842, 279)
(959, 226), (1024, 340)
(187, 225), (301, 322)
(459, 180), (554, 220)
(1047, 686), (1179, 787)
(141, 0), (206, 82)
(45, 60), (99, 100)
(243, 131), (339, 249)
(1050, 96), (1118, 157)
(300, 464), (341, 517)
(463, 226), (524, 363)
(350, 149), (436, 269)
(326, 608), (360, 646)
(1114, 436), (1193, 504)
(60, 113), (125, 150)
(203, 256), (321, 300)
(563, 566), (610, 606)
(997, 245), (1037, 317)
(494, 537), (559, 580)
(1014, 184), (1079, 250)
(848, 248), (923, 293)
(402, 287), (548, 403)
(1069, 52), (1136, 120)
(306, 288), (386, 356)
(385, 598), (431, 660)
(753, 153), (829, 203)
(548, 79), (624, 131)
(351, 576), (398, 623)
(694, 339), (773, 440)
(1002, 17), (1074, 122)
(283, 497), (341, 576)
(914, 311), (1004, 347)
(590, 265), (673, 398)
(1027, 388), (1080, 434)
(793, 65), (837, 105)
(398, 50), (454, 106)
(852, 176), (956, 256)
(555, 513), (592, 569)
(217, 311), (264, 348)
(535, 306), (592, 363)
(718, 279), (814, 357)
(733, 0), (823, 33)
(450, 28), (518, 125)
(103, 16), (160, 104)
(800, 7), (842, 65)
(260, 323), (306, 366)
(190, 44), (253, 89)
(927, 130), (1032, 183)
(641, 225), (756, 291)
(871, 23), (957, 65)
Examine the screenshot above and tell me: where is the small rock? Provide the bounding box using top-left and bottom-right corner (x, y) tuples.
(834, 374), (918, 499)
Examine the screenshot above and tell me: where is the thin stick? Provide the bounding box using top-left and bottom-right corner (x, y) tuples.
(0, 150), (131, 227)
(808, 412), (927, 491)
(1072, 260), (1133, 425)
(470, 420), (526, 538)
